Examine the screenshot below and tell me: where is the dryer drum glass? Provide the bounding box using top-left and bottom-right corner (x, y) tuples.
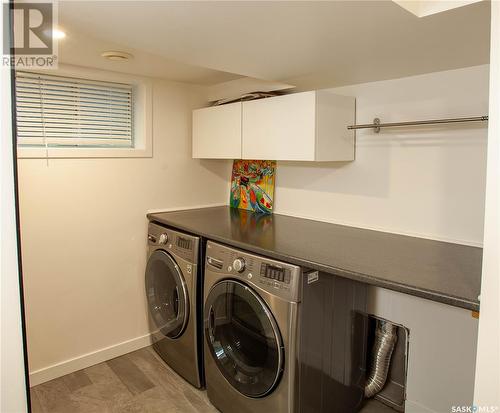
(145, 250), (188, 339)
(204, 280), (283, 397)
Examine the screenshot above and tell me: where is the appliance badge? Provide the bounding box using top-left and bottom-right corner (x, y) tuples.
(307, 271), (319, 284)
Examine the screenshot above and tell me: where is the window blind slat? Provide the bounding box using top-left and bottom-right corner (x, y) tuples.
(18, 117), (132, 126)
(18, 137), (133, 147)
(16, 81), (132, 95)
(16, 84), (132, 99)
(16, 105), (132, 118)
(18, 132), (132, 138)
(16, 72), (132, 91)
(15, 71), (133, 148)
(16, 81), (132, 94)
(16, 96), (131, 110)
(16, 89), (131, 105)
(19, 134), (132, 140)
(18, 126), (132, 133)
(18, 133), (132, 139)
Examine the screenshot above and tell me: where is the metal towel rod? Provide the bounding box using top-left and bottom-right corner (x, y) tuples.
(347, 115), (489, 133)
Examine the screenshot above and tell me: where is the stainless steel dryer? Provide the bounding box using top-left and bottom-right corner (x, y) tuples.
(145, 222), (202, 388)
(203, 241), (302, 413)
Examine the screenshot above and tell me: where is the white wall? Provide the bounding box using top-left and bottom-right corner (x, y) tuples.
(474, 2), (500, 406)
(275, 65), (489, 246)
(17, 76), (231, 385)
(272, 66), (488, 412)
(1, 64), (28, 412)
(368, 288), (478, 413)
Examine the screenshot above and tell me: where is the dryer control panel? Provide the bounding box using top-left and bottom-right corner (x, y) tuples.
(148, 222), (199, 264)
(205, 241), (302, 302)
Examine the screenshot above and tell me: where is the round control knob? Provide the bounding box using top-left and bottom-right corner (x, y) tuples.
(158, 233), (169, 245)
(232, 258), (246, 273)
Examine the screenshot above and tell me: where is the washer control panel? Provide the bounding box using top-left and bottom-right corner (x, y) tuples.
(147, 222), (199, 264)
(260, 263), (291, 284)
(205, 241), (302, 302)
(232, 258), (246, 273)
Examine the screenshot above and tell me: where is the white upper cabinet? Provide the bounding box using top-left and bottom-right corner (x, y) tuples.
(192, 102), (241, 159)
(192, 91), (355, 161)
(242, 91), (355, 161)
(242, 92), (316, 160)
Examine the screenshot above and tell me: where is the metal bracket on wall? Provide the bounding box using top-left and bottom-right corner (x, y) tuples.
(347, 115), (489, 133)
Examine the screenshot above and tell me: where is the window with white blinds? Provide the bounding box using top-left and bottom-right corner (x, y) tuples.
(15, 71), (134, 148)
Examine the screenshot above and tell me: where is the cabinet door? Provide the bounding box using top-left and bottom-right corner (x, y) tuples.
(192, 102), (241, 159)
(242, 92), (316, 161)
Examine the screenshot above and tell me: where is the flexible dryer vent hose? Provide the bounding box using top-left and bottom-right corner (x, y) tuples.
(365, 321), (398, 398)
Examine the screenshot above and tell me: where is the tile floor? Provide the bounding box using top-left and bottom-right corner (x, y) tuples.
(30, 346), (396, 413)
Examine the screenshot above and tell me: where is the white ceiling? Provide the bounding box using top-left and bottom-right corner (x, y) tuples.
(58, 0), (490, 88)
(57, 26), (242, 85)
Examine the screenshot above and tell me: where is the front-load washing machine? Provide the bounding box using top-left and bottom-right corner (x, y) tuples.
(203, 240), (302, 413)
(145, 222), (203, 388)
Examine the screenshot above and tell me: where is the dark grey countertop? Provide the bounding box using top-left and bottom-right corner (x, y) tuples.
(147, 206), (482, 311)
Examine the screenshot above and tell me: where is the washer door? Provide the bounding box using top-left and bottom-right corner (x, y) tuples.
(146, 250), (188, 339)
(204, 279), (283, 398)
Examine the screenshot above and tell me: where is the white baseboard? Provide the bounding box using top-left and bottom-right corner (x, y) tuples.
(146, 202), (227, 215)
(29, 333), (152, 387)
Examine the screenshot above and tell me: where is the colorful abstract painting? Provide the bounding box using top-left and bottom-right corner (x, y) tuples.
(230, 160), (276, 213)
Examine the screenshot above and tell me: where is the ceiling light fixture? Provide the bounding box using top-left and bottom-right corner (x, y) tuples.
(52, 29), (66, 39)
(43, 28), (66, 39)
(101, 51), (133, 62)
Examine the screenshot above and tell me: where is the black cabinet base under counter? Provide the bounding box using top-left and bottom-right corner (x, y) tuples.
(147, 206), (482, 311)
(299, 270), (368, 412)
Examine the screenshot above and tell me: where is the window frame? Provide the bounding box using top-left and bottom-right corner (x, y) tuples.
(16, 64), (152, 159)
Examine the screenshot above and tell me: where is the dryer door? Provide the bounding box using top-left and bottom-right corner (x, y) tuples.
(146, 250), (189, 339)
(204, 279), (283, 398)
